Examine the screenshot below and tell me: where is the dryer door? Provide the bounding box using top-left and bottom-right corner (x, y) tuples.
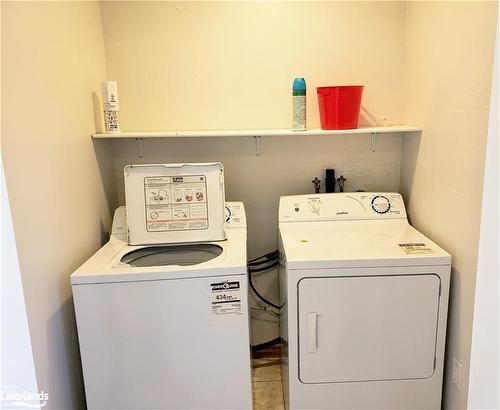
(298, 274), (440, 384)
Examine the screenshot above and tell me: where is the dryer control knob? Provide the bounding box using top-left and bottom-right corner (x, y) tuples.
(371, 195), (391, 214)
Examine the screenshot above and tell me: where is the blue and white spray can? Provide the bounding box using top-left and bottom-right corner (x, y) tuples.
(292, 77), (306, 130)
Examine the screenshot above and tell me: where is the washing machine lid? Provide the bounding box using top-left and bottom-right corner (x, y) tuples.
(124, 163), (225, 245)
(279, 219), (451, 269)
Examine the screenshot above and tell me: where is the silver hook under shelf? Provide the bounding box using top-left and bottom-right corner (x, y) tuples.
(136, 138), (144, 158)
(254, 135), (263, 156)
(370, 132), (380, 152)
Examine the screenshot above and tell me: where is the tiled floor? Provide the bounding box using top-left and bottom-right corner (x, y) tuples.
(251, 345), (285, 410)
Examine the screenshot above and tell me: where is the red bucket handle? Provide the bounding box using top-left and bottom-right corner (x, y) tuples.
(317, 85), (364, 95)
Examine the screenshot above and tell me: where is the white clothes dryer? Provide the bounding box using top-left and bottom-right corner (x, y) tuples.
(278, 192), (450, 410)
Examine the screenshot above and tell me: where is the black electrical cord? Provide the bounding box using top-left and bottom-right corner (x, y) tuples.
(248, 271), (283, 310)
(249, 250), (277, 263)
(249, 260), (279, 273)
(248, 250), (278, 266)
(248, 258), (275, 267)
(248, 251), (283, 310)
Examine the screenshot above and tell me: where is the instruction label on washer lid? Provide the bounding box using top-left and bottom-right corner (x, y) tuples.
(144, 174), (208, 232)
(399, 243), (434, 254)
(210, 281), (242, 316)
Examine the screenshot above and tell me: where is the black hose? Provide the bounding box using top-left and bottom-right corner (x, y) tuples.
(248, 250), (278, 264)
(248, 272), (282, 310)
(249, 260), (279, 273)
(247, 251), (283, 310)
(248, 258), (275, 267)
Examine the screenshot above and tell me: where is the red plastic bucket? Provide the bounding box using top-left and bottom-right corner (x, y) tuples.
(317, 86), (364, 130)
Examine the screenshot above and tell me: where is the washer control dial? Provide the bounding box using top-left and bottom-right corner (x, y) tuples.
(371, 195), (391, 214)
(224, 205), (232, 223)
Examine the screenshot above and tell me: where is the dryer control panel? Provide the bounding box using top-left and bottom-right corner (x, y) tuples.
(279, 193), (407, 222)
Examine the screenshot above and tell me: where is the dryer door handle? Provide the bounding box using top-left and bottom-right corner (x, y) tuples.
(306, 312), (318, 353)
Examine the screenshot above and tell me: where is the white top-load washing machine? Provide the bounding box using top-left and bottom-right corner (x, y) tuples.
(71, 163), (252, 410)
(278, 192), (451, 410)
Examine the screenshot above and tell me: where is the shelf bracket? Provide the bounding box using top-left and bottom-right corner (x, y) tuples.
(136, 138), (144, 158)
(370, 132), (379, 152)
(254, 135), (263, 156)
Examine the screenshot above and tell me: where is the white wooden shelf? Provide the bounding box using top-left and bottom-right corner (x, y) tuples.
(92, 125), (422, 139)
